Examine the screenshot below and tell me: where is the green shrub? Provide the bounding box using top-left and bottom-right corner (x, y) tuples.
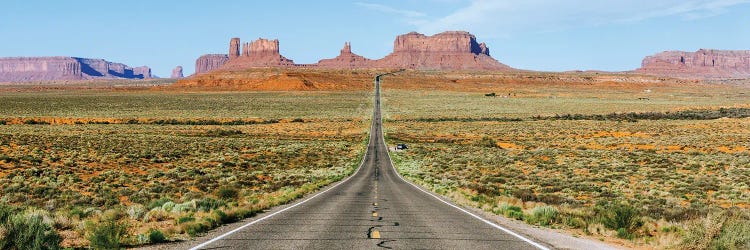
(216, 187), (238, 200)
(0, 207), (61, 250)
(477, 136), (496, 148)
(88, 220), (128, 250)
(126, 205), (146, 220)
(177, 215), (195, 224)
(213, 210), (237, 224)
(683, 210), (750, 250)
(147, 229), (166, 244)
(147, 198), (172, 210)
(183, 221), (211, 237)
(711, 218), (750, 249)
(561, 215), (587, 229)
(526, 206), (558, 226)
(496, 203), (524, 220)
(196, 198), (224, 212)
(617, 228), (633, 240)
(597, 203), (642, 237)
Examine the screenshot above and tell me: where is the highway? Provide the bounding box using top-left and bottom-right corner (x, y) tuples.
(190, 74), (548, 249)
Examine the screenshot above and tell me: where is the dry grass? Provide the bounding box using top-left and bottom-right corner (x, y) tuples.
(0, 87), (371, 248)
(382, 71), (750, 249)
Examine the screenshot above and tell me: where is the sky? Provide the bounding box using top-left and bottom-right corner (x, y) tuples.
(2, 0), (749, 76)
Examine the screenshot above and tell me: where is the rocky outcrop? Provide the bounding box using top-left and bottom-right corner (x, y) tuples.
(229, 38), (241, 59)
(191, 31), (512, 74)
(372, 31), (511, 70)
(222, 38), (295, 69)
(638, 49), (750, 78)
(317, 42), (372, 68)
(0, 57), (151, 82)
(171, 66), (184, 78)
(0, 57), (82, 82)
(133, 66), (152, 79)
(195, 54), (229, 75)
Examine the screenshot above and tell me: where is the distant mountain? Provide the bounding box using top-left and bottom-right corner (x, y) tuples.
(0, 57), (152, 82)
(637, 49), (750, 79)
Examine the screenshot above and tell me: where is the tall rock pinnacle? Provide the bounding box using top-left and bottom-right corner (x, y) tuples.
(229, 38), (241, 59)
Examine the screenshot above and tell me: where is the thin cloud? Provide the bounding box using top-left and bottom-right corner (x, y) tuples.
(354, 2), (427, 18)
(415, 0), (750, 36)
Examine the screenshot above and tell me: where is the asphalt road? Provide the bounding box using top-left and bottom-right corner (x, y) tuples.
(190, 75), (547, 250)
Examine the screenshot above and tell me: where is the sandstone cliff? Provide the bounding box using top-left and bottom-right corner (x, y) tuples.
(190, 31), (512, 75)
(638, 49), (750, 78)
(0, 57), (152, 82)
(195, 54), (229, 75)
(222, 38), (295, 70)
(229, 38), (241, 60)
(372, 31), (511, 70)
(133, 66), (152, 79)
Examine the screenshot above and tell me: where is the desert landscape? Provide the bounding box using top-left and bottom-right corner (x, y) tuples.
(1, 1), (749, 250)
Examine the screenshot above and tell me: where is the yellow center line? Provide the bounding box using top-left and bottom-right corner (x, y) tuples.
(371, 230), (381, 239)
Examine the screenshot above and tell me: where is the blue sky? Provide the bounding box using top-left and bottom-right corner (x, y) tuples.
(2, 0), (749, 76)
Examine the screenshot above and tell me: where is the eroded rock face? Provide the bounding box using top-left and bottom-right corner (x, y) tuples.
(195, 54), (229, 75)
(317, 42), (372, 68)
(638, 49), (750, 78)
(373, 31), (510, 70)
(229, 38), (241, 59)
(133, 66), (152, 79)
(171, 66), (184, 78)
(0, 57), (151, 82)
(192, 30), (512, 73)
(0, 57), (82, 82)
(392, 31), (484, 54)
(223, 38), (295, 69)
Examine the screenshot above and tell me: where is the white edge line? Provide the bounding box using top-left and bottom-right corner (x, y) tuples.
(378, 82), (551, 250)
(189, 83), (378, 250)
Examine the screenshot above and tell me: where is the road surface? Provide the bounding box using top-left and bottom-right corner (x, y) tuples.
(190, 74), (548, 250)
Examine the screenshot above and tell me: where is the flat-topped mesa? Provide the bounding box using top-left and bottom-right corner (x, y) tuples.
(0, 57), (82, 82)
(374, 31), (511, 70)
(0, 57), (152, 82)
(393, 31), (487, 54)
(318, 42), (372, 69)
(229, 38), (241, 59)
(638, 49), (750, 78)
(195, 54), (229, 75)
(223, 38), (295, 69)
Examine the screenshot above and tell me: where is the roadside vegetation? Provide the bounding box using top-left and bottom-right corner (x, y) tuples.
(0, 90), (371, 248)
(382, 76), (750, 249)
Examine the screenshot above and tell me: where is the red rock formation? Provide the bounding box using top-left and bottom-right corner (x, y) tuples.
(373, 31), (511, 70)
(195, 54), (229, 75)
(0, 57), (152, 82)
(229, 38), (241, 59)
(171, 66), (184, 78)
(192, 31), (512, 73)
(638, 49), (750, 78)
(222, 38), (295, 69)
(317, 42), (372, 68)
(133, 66), (152, 79)
(0, 57), (82, 82)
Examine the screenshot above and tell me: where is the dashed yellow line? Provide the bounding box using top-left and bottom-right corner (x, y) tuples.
(370, 230), (381, 239)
